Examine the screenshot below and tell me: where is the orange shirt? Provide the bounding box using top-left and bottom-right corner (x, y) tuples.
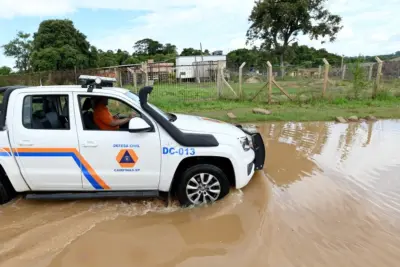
(93, 104), (119, 130)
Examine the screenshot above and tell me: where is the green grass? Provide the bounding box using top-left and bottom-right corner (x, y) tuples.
(150, 97), (400, 123)
(120, 79), (400, 123)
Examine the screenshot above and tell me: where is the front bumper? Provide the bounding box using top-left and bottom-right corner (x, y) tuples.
(236, 124), (266, 171)
(250, 132), (266, 170)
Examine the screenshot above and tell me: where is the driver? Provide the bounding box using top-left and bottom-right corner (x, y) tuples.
(93, 96), (134, 130)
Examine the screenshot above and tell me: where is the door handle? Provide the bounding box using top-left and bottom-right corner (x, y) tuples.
(83, 141), (98, 147)
(19, 140), (33, 146)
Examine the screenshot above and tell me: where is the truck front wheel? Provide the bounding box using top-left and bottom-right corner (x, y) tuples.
(176, 164), (230, 206)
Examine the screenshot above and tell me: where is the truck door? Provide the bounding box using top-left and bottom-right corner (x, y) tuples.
(8, 91), (83, 190)
(73, 92), (161, 190)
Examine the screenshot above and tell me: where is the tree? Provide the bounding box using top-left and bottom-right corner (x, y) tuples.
(227, 47), (274, 71)
(2, 31), (32, 72)
(115, 49), (130, 65)
(246, 0), (342, 75)
(162, 43), (177, 55)
(0, 66), (12, 75)
(285, 42), (341, 67)
(180, 48), (202, 56)
(227, 48), (261, 69)
(227, 43), (342, 71)
(97, 50), (118, 67)
(88, 46), (99, 68)
(133, 39), (164, 55)
(30, 19), (91, 71)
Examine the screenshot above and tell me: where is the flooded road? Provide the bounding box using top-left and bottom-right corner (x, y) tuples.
(1, 120), (400, 267)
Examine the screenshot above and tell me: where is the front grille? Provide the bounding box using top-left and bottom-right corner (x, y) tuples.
(247, 162), (254, 175)
(251, 133), (266, 170)
(236, 124), (266, 171)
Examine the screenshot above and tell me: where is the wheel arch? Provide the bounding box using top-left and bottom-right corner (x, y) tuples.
(169, 156), (235, 195)
(0, 163), (16, 195)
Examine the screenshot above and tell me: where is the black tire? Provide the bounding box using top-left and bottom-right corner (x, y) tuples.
(0, 179), (15, 205)
(176, 164), (230, 207)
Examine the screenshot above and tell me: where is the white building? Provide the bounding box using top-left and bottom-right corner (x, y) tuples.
(175, 55), (227, 81)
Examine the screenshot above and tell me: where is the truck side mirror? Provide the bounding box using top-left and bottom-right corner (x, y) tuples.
(128, 117), (151, 133)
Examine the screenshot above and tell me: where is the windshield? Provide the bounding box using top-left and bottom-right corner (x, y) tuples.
(125, 91), (170, 120)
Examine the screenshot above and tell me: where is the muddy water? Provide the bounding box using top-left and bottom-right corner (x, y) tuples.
(1, 120), (400, 267)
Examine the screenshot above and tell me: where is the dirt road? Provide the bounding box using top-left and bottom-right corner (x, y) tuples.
(1, 120), (400, 267)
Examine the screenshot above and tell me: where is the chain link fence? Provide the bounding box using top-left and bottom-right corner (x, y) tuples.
(1, 59), (399, 104)
(224, 59), (400, 103)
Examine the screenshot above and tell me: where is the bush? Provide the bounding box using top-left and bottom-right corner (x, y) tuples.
(350, 60), (368, 99)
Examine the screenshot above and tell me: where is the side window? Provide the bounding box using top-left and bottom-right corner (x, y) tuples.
(106, 98), (135, 115)
(22, 94), (70, 130)
(78, 95), (141, 131)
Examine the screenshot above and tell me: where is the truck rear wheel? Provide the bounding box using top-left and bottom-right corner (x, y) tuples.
(176, 164), (230, 207)
(0, 180), (15, 205)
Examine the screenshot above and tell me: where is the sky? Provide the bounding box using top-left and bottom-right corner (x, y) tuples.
(0, 0), (400, 68)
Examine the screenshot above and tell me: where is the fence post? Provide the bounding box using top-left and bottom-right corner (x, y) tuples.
(341, 56), (344, 73)
(373, 57), (383, 98)
(341, 64), (346, 80)
(322, 58), (329, 97)
(74, 66), (77, 84)
(133, 72), (137, 90)
(217, 61), (224, 97)
(141, 62), (149, 86)
(318, 65), (322, 79)
(239, 62), (246, 99)
(267, 61), (272, 104)
(368, 64), (373, 81)
(127, 67), (137, 91)
(119, 69), (123, 87)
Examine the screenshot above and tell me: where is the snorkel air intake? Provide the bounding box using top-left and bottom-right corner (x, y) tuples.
(138, 86), (219, 147)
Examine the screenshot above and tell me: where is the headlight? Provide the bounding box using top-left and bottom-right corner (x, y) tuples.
(239, 136), (253, 151)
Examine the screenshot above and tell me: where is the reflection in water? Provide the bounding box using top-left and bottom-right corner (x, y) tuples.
(259, 121), (328, 187)
(1, 120), (400, 267)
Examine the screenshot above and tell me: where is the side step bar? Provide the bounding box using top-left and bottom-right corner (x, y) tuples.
(25, 190), (160, 200)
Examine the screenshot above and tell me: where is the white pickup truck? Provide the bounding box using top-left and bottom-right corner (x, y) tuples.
(0, 76), (265, 206)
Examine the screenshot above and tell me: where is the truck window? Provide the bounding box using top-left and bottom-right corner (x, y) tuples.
(22, 94), (70, 130)
(77, 95), (141, 131)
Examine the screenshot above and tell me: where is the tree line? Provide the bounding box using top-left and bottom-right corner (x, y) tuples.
(0, 19), (216, 74)
(2, 0), (399, 76)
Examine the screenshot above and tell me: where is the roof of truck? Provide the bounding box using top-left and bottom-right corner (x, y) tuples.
(0, 85), (130, 95)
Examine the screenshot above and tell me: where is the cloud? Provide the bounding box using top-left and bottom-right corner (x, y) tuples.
(0, 0), (75, 18)
(0, 0), (399, 69)
(295, 0), (400, 56)
(390, 34), (400, 42)
(88, 0), (254, 54)
(0, 0), (251, 18)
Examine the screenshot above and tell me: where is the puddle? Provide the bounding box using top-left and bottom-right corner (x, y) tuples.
(1, 120), (400, 267)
